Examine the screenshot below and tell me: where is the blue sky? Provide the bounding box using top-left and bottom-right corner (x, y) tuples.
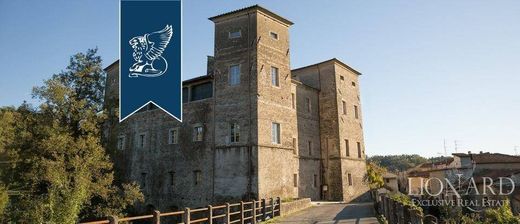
(0, 0), (519, 157)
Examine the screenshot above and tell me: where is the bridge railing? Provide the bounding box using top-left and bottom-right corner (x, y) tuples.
(80, 197), (281, 224)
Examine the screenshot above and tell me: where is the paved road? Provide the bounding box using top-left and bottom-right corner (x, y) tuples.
(274, 202), (379, 224)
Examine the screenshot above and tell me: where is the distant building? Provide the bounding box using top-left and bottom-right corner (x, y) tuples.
(103, 5), (369, 211)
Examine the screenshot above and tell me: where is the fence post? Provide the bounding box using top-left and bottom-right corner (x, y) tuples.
(226, 203), (231, 224)
(270, 198), (275, 218)
(207, 205), (213, 224)
(276, 197), (281, 217)
(252, 200), (257, 224)
(262, 199), (266, 221)
(240, 201), (244, 224)
(152, 210), (160, 224)
(183, 207), (190, 224)
(108, 215), (118, 224)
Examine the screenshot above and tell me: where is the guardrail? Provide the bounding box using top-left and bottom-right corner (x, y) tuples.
(80, 197), (281, 224)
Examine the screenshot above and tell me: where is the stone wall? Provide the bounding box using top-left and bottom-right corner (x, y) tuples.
(280, 198), (312, 216)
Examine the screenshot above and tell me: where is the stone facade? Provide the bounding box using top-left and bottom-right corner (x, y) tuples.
(103, 5), (369, 211)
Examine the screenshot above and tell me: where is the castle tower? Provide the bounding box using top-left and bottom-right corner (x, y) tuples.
(209, 5), (300, 200)
(293, 59), (370, 202)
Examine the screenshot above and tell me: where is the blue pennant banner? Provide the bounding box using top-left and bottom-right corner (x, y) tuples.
(120, 0), (182, 121)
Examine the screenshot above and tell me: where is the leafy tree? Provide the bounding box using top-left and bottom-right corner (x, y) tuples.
(368, 154), (449, 172)
(364, 162), (386, 189)
(0, 49), (143, 223)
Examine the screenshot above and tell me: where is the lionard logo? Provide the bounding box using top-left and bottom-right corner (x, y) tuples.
(129, 25), (173, 78)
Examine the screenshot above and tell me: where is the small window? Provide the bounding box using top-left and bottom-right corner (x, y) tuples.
(357, 142), (362, 158)
(168, 128), (178, 144)
(293, 173), (298, 187)
(306, 97), (311, 112)
(229, 64), (240, 85)
(271, 122), (281, 144)
(271, 66), (279, 87)
(291, 93), (296, 109)
(141, 172), (147, 188)
(117, 135), (125, 150)
(194, 170), (201, 185)
(138, 134), (146, 148)
(230, 123), (240, 143)
(308, 141), (312, 156)
(169, 171), (175, 186)
(342, 101), (347, 115)
(354, 105), (359, 119)
(229, 30), (241, 39)
(340, 75), (344, 81)
(292, 138), (297, 154)
(386, 179), (390, 183)
(313, 174), (318, 188)
(345, 139), (350, 157)
(351, 81), (356, 87)
(348, 173), (353, 186)
(193, 126), (203, 142)
(270, 31), (278, 40)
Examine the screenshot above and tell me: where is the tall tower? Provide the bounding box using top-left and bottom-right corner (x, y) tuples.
(293, 59), (370, 202)
(209, 5), (298, 200)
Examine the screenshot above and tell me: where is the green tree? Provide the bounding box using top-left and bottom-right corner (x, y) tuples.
(364, 162), (386, 189)
(1, 49), (143, 223)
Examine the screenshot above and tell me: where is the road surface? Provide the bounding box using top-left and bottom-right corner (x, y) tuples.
(274, 202), (379, 224)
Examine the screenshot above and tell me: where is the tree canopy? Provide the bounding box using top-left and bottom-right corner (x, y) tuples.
(0, 49), (142, 223)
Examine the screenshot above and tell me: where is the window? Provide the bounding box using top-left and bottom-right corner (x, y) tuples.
(348, 173), (353, 186)
(190, 82), (213, 101)
(271, 122), (281, 144)
(345, 139), (350, 157)
(357, 142), (362, 158)
(291, 93), (296, 109)
(308, 141), (312, 156)
(230, 123), (240, 143)
(340, 75), (344, 81)
(305, 97), (311, 112)
(169, 171), (175, 186)
(354, 105), (359, 119)
(293, 174), (298, 187)
(342, 101), (347, 115)
(271, 66), (279, 87)
(292, 138), (297, 154)
(229, 30), (241, 39)
(182, 87), (189, 103)
(386, 179), (390, 183)
(313, 174), (318, 188)
(351, 81), (356, 87)
(194, 170), (201, 185)
(270, 31), (278, 40)
(141, 173), (147, 188)
(117, 135), (125, 150)
(138, 134), (146, 148)
(229, 64), (240, 85)
(168, 128), (178, 144)
(193, 126), (203, 142)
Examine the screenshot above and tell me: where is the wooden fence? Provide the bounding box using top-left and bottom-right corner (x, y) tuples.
(80, 197), (281, 224)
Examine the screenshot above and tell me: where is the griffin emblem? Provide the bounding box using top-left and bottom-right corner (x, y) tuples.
(129, 25), (173, 77)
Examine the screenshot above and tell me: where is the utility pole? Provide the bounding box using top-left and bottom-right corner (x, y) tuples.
(443, 139), (447, 156)
(454, 140), (458, 153)
(515, 146), (519, 156)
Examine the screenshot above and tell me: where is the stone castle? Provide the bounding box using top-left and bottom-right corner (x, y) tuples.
(103, 5), (369, 211)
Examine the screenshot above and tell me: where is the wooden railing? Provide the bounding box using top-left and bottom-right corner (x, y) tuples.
(80, 197), (281, 224)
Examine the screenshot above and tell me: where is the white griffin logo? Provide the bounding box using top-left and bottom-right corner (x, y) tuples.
(129, 25), (173, 77)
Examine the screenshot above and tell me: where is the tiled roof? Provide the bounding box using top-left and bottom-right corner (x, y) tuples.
(471, 153), (520, 164)
(209, 5), (294, 26)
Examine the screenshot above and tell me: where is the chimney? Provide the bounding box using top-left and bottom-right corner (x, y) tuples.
(468, 151), (471, 154)
(480, 151), (483, 154)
